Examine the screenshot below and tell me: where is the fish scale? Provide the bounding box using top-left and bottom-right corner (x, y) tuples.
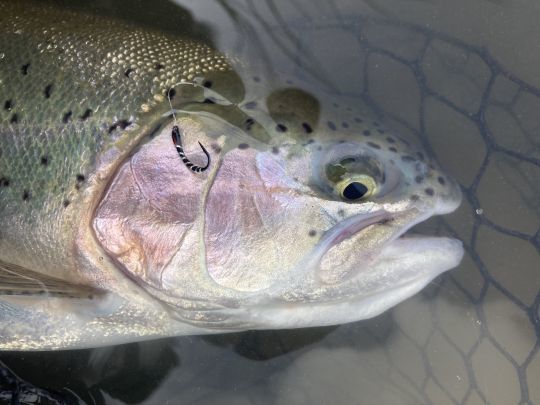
(0, 1), (464, 349)
(0, 0), (236, 281)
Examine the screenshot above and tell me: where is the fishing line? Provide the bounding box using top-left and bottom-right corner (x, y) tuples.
(167, 82), (210, 173)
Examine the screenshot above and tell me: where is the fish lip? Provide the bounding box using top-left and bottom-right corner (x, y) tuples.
(303, 209), (394, 274)
(321, 209), (392, 253)
(313, 207), (433, 284)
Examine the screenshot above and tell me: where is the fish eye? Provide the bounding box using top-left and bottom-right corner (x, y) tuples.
(336, 175), (377, 201)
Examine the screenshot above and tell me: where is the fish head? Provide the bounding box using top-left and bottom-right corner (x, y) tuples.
(92, 91), (463, 330)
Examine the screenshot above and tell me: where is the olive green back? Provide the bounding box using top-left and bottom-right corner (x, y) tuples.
(0, 1), (240, 280)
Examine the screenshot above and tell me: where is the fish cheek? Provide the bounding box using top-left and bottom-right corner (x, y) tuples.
(204, 149), (314, 292)
(92, 131), (206, 289)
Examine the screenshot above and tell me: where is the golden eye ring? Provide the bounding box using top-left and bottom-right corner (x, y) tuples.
(336, 175), (377, 201)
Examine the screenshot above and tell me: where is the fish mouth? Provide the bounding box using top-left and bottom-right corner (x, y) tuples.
(245, 211), (463, 329)
(315, 208), (441, 285)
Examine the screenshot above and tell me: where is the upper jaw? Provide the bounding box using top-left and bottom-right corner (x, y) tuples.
(314, 207), (434, 285)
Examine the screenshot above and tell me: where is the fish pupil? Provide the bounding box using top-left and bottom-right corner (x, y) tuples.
(342, 182), (368, 200)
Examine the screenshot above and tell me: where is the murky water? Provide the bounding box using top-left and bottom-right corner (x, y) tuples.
(1, 0), (539, 404)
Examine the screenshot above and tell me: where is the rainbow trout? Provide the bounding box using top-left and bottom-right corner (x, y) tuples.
(0, 1), (463, 349)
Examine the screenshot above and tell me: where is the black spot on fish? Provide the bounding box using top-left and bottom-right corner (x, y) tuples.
(154, 63), (165, 70)
(124, 68), (135, 78)
(276, 123), (287, 133)
(337, 209), (345, 217)
(40, 156), (49, 166)
(302, 122), (313, 133)
(308, 230), (317, 237)
(203, 80), (213, 88)
(410, 194), (419, 201)
(389, 147), (397, 153)
(244, 118), (255, 132)
(354, 117), (363, 123)
(362, 130), (371, 136)
(62, 111), (72, 123)
(271, 146), (279, 154)
(203, 98), (216, 104)
(0, 177), (9, 187)
(386, 137), (396, 144)
(327, 121), (336, 131)
(438, 176), (446, 185)
(245, 101), (257, 109)
(342, 122), (349, 128)
(4, 100), (13, 111)
(108, 119), (131, 133)
(22, 190), (30, 201)
(238, 143), (249, 150)
(415, 175), (424, 184)
(63, 199), (70, 208)
(167, 87), (176, 100)
(80, 109), (93, 121)
(399, 137), (410, 146)
(401, 155), (415, 162)
(211, 143), (222, 153)
(253, 76), (261, 82)
(44, 84), (53, 98)
(367, 142), (381, 149)
(424, 188), (434, 196)
(10, 114), (18, 123)
(76, 174), (85, 182)
(21, 63), (30, 75)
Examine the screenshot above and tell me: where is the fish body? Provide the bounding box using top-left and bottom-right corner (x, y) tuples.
(0, 1), (463, 350)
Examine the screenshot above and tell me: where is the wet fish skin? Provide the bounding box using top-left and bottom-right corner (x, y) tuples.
(0, 1), (244, 348)
(0, 1), (464, 350)
(0, 1), (239, 284)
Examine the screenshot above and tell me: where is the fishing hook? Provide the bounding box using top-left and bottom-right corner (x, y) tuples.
(167, 85), (211, 173)
(171, 125), (210, 173)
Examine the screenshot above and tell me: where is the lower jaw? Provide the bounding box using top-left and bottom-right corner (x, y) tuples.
(317, 209), (436, 284)
(244, 236), (463, 329)
(345, 235), (463, 293)
(318, 232), (463, 290)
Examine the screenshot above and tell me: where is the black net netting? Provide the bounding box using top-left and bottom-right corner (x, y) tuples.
(270, 9), (540, 405)
(199, 3), (540, 403)
(1, 2), (538, 404)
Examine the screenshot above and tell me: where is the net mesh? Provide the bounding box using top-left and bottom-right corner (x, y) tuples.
(0, 2), (538, 404)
